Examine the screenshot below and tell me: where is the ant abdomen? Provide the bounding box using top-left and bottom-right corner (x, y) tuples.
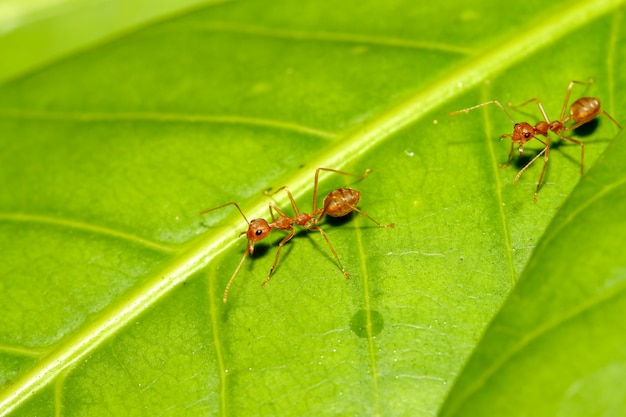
(323, 188), (361, 217)
(201, 168), (394, 302)
(568, 97), (601, 125)
(449, 78), (621, 200)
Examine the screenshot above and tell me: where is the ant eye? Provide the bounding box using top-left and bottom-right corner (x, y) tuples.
(448, 79), (621, 201)
(201, 167), (394, 303)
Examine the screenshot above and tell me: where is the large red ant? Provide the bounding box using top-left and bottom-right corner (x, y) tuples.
(201, 168), (395, 303)
(449, 78), (621, 200)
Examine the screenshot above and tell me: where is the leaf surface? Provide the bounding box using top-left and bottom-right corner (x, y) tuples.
(1, 0), (625, 416)
(439, 131), (626, 416)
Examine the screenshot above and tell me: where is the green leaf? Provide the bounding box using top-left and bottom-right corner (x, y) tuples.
(0, 0), (220, 83)
(439, 130), (626, 417)
(1, 0), (625, 416)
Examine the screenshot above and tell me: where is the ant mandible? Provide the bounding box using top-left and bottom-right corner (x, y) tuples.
(201, 167), (395, 303)
(449, 78), (621, 200)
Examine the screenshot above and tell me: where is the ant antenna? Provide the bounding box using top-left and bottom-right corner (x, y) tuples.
(449, 79), (621, 200)
(200, 202), (271, 303)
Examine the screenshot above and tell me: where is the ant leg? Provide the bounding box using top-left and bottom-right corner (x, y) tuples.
(266, 186), (301, 215)
(307, 225), (351, 279)
(555, 132), (585, 175)
(341, 204), (395, 228)
(200, 201), (250, 224)
(268, 201), (290, 222)
(513, 138), (550, 201)
(560, 79), (593, 120)
(223, 246), (250, 303)
(268, 204), (277, 221)
(499, 140), (515, 168)
(565, 109), (622, 131)
(507, 98), (550, 123)
(264, 186), (288, 198)
(597, 110), (622, 130)
(313, 167), (371, 214)
(262, 228), (295, 286)
(513, 137), (549, 184)
(448, 100), (516, 125)
(533, 145), (550, 202)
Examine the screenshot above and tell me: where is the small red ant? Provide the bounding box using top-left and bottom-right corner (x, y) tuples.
(201, 168), (395, 303)
(449, 78), (621, 200)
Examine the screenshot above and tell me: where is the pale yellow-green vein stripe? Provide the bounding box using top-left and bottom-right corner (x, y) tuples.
(478, 85), (517, 287)
(354, 219), (381, 416)
(0, 0), (622, 414)
(0, 109), (337, 140)
(0, 223), (234, 416)
(536, 176), (626, 254)
(186, 22), (475, 56)
(207, 268), (228, 417)
(607, 8), (623, 114)
(54, 376), (65, 417)
(0, 212), (177, 253)
(0, 344), (49, 358)
(440, 158), (626, 415)
(256, 0), (626, 211)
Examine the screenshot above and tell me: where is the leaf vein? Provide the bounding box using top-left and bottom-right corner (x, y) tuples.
(452, 271), (626, 413)
(0, 212), (177, 253)
(206, 267), (229, 417)
(0, 109), (336, 140)
(353, 218), (381, 416)
(179, 22), (475, 55)
(0, 213), (177, 253)
(478, 84), (517, 286)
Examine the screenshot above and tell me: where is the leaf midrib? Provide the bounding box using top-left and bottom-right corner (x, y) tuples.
(0, 0), (622, 414)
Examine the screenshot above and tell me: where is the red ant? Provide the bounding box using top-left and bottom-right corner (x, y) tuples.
(449, 78), (621, 200)
(201, 168), (395, 303)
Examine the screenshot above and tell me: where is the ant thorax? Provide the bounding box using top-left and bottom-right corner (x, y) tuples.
(449, 78), (621, 200)
(293, 212), (316, 227)
(201, 167), (394, 302)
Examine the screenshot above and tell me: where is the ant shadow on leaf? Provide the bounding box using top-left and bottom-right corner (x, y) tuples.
(573, 117), (599, 136)
(201, 167), (395, 303)
(450, 78), (621, 200)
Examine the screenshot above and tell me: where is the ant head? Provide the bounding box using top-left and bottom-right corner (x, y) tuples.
(246, 218), (271, 254)
(512, 122), (535, 144)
